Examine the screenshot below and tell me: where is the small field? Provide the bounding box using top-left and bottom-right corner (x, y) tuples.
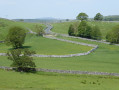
(0, 70), (119, 90)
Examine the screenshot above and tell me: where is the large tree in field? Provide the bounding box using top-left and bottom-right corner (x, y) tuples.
(76, 13), (88, 21)
(5, 26), (26, 49)
(106, 25), (119, 44)
(94, 13), (103, 21)
(7, 49), (36, 72)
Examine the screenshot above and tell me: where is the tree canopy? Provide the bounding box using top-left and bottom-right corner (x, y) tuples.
(76, 13), (88, 21)
(78, 21), (92, 38)
(94, 13), (103, 21)
(7, 49), (36, 72)
(5, 26), (26, 49)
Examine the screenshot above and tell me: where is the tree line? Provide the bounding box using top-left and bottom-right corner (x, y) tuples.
(69, 12), (119, 44)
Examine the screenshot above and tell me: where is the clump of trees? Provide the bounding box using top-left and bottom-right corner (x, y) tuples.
(68, 21), (102, 40)
(94, 13), (103, 21)
(34, 25), (44, 36)
(7, 49), (36, 72)
(76, 12), (88, 21)
(5, 26), (26, 49)
(106, 25), (119, 44)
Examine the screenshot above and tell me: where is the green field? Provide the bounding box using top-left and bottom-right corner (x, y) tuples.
(0, 34), (92, 55)
(52, 21), (119, 39)
(0, 70), (119, 90)
(0, 19), (119, 90)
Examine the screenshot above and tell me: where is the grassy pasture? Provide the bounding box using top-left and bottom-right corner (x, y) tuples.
(0, 70), (119, 90)
(52, 21), (119, 39)
(0, 34), (92, 55)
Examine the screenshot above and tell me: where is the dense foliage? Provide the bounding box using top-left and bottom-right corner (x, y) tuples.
(68, 21), (102, 40)
(78, 21), (92, 38)
(76, 13), (88, 21)
(7, 49), (36, 72)
(5, 26), (26, 49)
(106, 25), (119, 44)
(94, 13), (103, 21)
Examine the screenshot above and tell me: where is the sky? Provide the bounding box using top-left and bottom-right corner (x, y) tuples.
(0, 0), (119, 19)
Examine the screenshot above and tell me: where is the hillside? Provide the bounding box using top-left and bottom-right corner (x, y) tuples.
(0, 18), (44, 40)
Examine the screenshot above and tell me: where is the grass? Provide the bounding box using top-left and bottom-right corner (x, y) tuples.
(0, 34), (92, 55)
(52, 21), (119, 39)
(0, 70), (119, 90)
(0, 18), (44, 40)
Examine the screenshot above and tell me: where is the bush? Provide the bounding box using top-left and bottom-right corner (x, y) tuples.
(106, 25), (119, 44)
(35, 25), (44, 36)
(68, 23), (79, 36)
(5, 26), (26, 49)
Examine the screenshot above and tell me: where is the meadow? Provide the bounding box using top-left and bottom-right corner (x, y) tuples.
(0, 19), (119, 90)
(0, 70), (119, 90)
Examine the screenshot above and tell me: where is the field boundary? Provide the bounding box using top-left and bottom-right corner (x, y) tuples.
(0, 66), (119, 77)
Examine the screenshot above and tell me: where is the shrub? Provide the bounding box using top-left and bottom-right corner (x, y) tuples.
(106, 25), (119, 44)
(35, 25), (44, 36)
(68, 23), (79, 36)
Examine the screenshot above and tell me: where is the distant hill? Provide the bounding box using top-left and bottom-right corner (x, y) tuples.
(13, 17), (76, 23)
(13, 17), (61, 23)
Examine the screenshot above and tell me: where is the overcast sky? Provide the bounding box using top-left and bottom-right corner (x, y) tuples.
(0, 0), (119, 19)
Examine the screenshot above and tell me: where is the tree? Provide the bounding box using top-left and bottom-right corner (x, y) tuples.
(7, 49), (36, 72)
(78, 21), (92, 38)
(68, 22), (79, 36)
(5, 26), (26, 49)
(35, 25), (44, 36)
(19, 19), (24, 22)
(106, 25), (119, 44)
(94, 13), (103, 21)
(76, 13), (88, 21)
(91, 26), (102, 40)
